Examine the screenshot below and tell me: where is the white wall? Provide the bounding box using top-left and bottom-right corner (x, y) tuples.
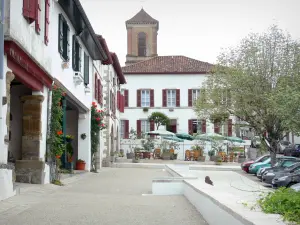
(120, 74), (235, 135)
(50, 3), (93, 109)
(5, 0), (52, 74)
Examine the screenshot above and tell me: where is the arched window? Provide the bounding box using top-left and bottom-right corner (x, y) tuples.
(138, 32), (146, 57)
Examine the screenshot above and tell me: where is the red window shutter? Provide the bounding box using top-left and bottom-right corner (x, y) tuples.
(124, 90), (128, 107)
(201, 119), (206, 133)
(137, 90), (141, 107)
(117, 91), (120, 110)
(176, 89), (180, 107)
(23, 0), (36, 23)
(150, 89), (154, 107)
(137, 120), (141, 137)
(44, 0), (50, 45)
(150, 120), (155, 131)
(98, 80), (101, 105)
(124, 120), (129, 139)
(188, 89), (193, 107)
(35, 0), (41, 34)
(94, 76), (98, 101)
(120, 94), (125, 113)
(162, 89), (167, 107)
(228, 119), (233, 137)
(188, 119), (193, 135)
(214, 122), (220, 134)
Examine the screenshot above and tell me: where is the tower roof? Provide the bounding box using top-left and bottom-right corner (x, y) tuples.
(126, 8), (159, 29)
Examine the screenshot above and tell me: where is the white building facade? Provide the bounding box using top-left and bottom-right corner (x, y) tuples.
(0, 0), (125, 201)
(120, 56), (236, 153)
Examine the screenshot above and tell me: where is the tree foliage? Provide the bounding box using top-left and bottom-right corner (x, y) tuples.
(148, 112), (170, 130)
(194, 25), (300, 165)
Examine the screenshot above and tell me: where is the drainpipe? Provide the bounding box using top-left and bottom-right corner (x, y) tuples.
(106, 65), (111, 160)
(0, 0), (5, 162)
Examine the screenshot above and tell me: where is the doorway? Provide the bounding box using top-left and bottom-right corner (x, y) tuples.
(167, 119), (177, 133)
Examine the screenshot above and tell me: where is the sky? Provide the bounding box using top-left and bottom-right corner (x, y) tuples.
(80, 0), (300, 66)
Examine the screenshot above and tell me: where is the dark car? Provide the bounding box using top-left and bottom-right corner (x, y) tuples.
(241, 154), (269, 173)
(272, 170), (300, 188)
(270, 163), (300, 188)
(259, 157), (299, 180)
(284, 144), (300, 157)
(277, 140), (291, 154)
(261, 159), (299, 184)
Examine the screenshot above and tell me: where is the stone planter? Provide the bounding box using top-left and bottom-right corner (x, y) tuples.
(161, 152), (171, 160)
(198, 156), (206, 162)
(132, 158), (140, 163)
(171, 153), (178, 160)
(209, 156), (216, 161)
(126, 152), (134, 159)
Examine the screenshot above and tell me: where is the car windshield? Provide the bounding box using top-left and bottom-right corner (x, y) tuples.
(284, 163), (300, 171)
(280, 141), (290, 146)
(262, 158), (271, 164)
(254, 155), (269, 163)
(282, 161), (297, 167)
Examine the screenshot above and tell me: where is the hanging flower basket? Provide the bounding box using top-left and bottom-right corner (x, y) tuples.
(55, 155), (61, 159)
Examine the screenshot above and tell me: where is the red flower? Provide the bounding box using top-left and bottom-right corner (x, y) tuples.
(96, 117), (100, 121)
(53, 85), (58, 90)
(101, 124), (105, 127)
(62, 92), (66, 96)
(57, 130), (63, 135)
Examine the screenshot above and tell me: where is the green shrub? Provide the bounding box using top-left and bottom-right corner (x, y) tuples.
(258, 187), (300, 224)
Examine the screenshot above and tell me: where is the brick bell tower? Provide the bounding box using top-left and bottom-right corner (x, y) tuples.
(125, 8), (159, 66)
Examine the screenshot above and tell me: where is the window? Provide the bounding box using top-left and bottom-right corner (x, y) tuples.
(84, 52), (89, 85)
(58, 14), (70, 61)
(192, 89), (200, 104)
(141, 90), (150, 107)
(141, 120), (150, 134)
(192, 120), (201, 134)
(167, 89), (176, 107)
(138, 32), (146, 57)
(120, 120), (125, 139)
(72, 35), (81, 71)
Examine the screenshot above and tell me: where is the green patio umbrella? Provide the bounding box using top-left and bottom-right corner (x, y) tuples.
(176, 133), (194, 141)
(226, 136), (245, 143)
(194, 132), (226, 142)
(162, 136), (184, 142)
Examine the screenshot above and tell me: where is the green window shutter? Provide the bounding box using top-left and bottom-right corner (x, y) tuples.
(72, 35), (76, 70)
(84, 53), (89, 85)
(58, 14), (63, 54)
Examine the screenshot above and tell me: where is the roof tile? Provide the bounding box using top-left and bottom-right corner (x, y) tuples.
(122, 56), (213, 74)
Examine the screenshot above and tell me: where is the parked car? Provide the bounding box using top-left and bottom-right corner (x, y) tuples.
(249, 155), (286, 174)
(262, 161), (300, 185)
(277, 140), (291, 154)
(251, 136), (261, 148)
(257, 157), (298, 179)
(241, 154), (269, 173)
(284, 144), (300, 157)
(290, 183), (300, 192)
(272, 170), (300, 188)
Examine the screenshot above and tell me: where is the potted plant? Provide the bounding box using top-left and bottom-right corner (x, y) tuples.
(143, 107), (149, 112)
(215, 155), (223, 165)
(126, 151), (134, 159)
(132, 147), (140, 163)
(208, 150), (216, 161)
(66, 142), (74, 170)
(76, 159), (86, 170)
(65, 135), (74, 143)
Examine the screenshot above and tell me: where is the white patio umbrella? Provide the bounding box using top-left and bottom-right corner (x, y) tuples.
(147, 129), (175, 137)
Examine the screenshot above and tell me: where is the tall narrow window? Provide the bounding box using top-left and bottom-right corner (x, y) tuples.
(167, 89), (176, 107)
(58, 14), (70, 61)
(72, 35), (81, 71)
(141, 120), (150, 135)
(138, 32), (146, 57)
(141, 90), (150, 107)
(192, 89), (200, 105)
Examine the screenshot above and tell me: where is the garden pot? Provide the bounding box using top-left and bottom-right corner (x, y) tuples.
(126, 152), (134, 159)
(209, 156), (216, 161)
(198, 156), (206, 162)
(76, 162), (86, 170)
(143, 152), (151, 159)
(172, 153), (178, 160)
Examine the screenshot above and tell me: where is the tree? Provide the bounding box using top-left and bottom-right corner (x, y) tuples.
(148, 112), (170, 130)
(194, 25), (300, 165)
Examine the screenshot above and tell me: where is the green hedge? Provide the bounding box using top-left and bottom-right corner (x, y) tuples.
(258, 187), (300, 224)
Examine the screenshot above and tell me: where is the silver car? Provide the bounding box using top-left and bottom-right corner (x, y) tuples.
(290, 183), (300, 192)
